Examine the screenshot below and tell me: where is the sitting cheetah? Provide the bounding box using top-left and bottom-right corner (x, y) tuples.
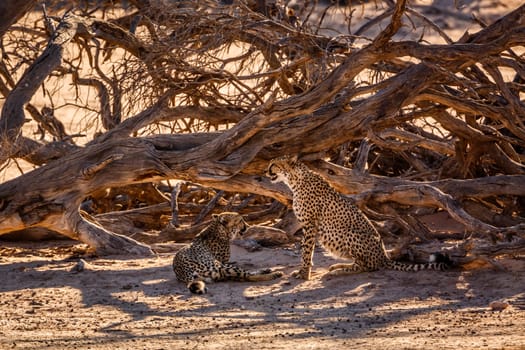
(267, 155), (451, 280)
(172, 212), (283, 294)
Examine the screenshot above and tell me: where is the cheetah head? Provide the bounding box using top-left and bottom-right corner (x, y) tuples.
(267, 155), (299, 185)
(212, 212), (248, 240)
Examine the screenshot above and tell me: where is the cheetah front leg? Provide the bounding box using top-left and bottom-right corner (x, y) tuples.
(292, 223), (317, 280)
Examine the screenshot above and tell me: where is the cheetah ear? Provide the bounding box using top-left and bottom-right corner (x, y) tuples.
(288, 154), (299, 165)
(213, 214), (227, 225)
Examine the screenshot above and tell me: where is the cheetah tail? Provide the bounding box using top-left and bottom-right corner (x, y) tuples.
(188, 280), (208, 294)
(385, 253), (453, 272)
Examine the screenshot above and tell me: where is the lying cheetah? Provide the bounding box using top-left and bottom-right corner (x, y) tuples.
(267, 155), (451, 280)
(172, 212), (282, 294)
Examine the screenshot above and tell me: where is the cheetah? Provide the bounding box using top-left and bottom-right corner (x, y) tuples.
(172, 212), (283, 294)
(267, 155), (451, 280)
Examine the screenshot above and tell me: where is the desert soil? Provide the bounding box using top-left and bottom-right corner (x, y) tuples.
(0, 240), (524, 350)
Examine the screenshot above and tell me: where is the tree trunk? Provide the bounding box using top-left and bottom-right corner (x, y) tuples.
(0, 1), (524, 258)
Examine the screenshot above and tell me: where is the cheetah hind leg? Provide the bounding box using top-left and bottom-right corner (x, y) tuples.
(221, 265), (283, 282)
(247, 268), (284, 282)
(328, 263), (367, 276)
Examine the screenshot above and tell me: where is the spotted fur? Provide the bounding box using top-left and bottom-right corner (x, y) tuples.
(172, 212), (282, 294)
(267, 155), (451, 280)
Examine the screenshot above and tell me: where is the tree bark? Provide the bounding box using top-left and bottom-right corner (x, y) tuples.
(0, 12), (79, 165)
(0, 1), (524, 258)
(0, 0), (37, 38)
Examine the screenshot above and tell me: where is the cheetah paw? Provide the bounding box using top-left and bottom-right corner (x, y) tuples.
(260, 269), (283, 279)
(291, 269), (311, 280)
(272, 271), (284, 279)
(326, 269), (346, 276)
(328, 263), (345, 272)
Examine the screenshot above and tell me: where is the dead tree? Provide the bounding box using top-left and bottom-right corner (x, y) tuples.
(0, 0), (524, 260)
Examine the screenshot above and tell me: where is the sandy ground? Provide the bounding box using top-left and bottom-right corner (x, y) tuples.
(1, 240), (524, 350)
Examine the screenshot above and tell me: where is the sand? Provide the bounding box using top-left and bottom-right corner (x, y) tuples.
(1, 240), (524, 349)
